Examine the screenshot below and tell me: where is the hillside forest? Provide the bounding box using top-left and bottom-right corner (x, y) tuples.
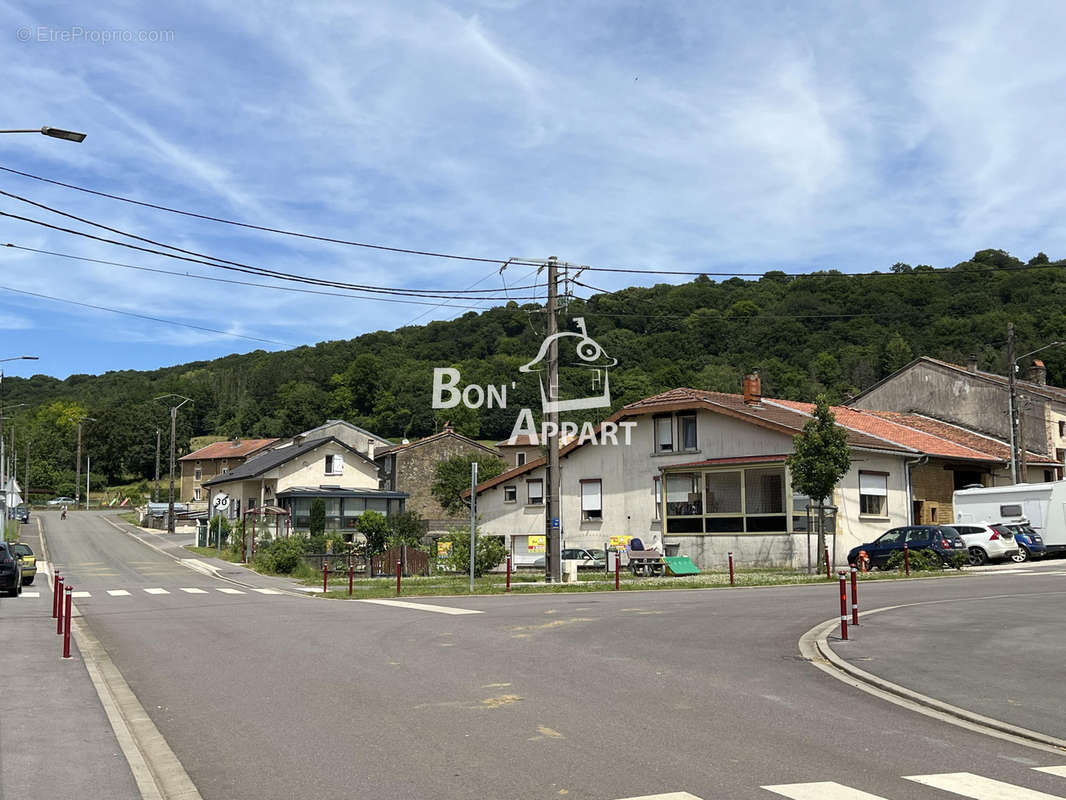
(4, 248), (1066, 497)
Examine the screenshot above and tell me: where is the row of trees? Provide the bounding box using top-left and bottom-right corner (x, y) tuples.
(4, 248), (1065, 489)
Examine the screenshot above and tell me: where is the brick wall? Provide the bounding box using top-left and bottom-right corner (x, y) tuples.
(910, 462), (956, 525)
(394, 437), (499, 522)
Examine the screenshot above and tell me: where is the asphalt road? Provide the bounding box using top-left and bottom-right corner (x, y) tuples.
(37, 512), (1066, 799)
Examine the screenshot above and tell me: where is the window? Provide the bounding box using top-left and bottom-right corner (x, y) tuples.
(194, 467), (202, 481)
(1000, 504), (1023, 517)
(504, 485), (517, 503)
(325, 454), (344, 475)
(859, 472), (888, 516)
(1060, 421), (1065, 437)
(653, 476), (662, 520)
(666, 465), (790, 535)
(654, 416), (673, 452)
(580, 479), (602, 521)
(221, 467), (229, 475)
(527, 479), (543, 505)
(679, 413), (697, 450)
(193, 487), (201, 501)
(516, 452), (527, 467)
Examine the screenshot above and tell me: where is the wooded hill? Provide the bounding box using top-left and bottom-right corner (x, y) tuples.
(6, 248), (1066, 495)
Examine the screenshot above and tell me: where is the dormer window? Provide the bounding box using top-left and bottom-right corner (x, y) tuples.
(325, 454), (345, 475)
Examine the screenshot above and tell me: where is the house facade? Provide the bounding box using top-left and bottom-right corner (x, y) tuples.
(203, 436), (405, 533)
(376, 427), (502, 534)
(848, 356), (1066, 474)
(268, 420), (391, 459)
(178, 438), (278, 502)
(471, 380), (1053, 569)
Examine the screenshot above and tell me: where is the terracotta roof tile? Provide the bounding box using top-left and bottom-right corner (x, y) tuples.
(179, 438), (278, 461)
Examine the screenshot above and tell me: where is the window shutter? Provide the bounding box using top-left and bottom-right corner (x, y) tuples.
(335, 454), (344, 474)
(859, 473), (887, 496)
(657, 418), (672, 448)
(581, 480), (602, 512)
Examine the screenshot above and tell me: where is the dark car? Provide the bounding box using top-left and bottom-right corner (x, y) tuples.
(997, 523), (1046, 562)
(847, 525), (965, 570)
(13, 505), (29, 523)
(0, 542), (23, 597)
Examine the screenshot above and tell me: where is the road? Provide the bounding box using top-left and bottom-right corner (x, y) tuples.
(29, 510), (1066, 799)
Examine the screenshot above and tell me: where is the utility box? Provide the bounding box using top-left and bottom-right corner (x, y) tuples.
(562, 560), (579, 583)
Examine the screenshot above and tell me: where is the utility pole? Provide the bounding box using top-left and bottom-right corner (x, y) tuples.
(24, 439), (29, 508)
(154, 428), (161, 503)
(544, 256), (561, 583)
(1008, 322), (1020, 484)
(156, 395), (192, 535)
(75, 420), (84, 507)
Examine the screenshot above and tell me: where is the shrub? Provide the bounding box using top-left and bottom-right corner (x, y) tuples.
(441, 528), (506, 577)
(252, 536), (307, 574)
(884, 547), (964, 572)
(309, 498), (326, 536)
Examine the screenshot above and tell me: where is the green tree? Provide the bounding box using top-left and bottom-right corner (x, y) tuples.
(786, 395), (851, 573)
(309, 498), (326, 536)
(881, 332), (913, 375)
(431, 454), (507, 516)
(387, 510), (427, 548)
(357, 510), (390, 559)
(441, 528), (507, 577)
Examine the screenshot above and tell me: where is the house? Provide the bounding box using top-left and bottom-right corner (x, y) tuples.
(469, 375), (1055, 569)
(376, 425), (502, 534)
(267, 419), (391, 459)
(178, 438), (278, 502)
(847, 355), (1066, 475)
(202, 436), (406, 533)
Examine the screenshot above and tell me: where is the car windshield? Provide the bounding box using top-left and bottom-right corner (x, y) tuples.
(10, 544), (32, 557)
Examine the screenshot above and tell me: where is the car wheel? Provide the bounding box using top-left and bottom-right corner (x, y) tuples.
(23, 576), (34, 586)
(1012, 546), (1030, 563)
(967, 547), (988, 567)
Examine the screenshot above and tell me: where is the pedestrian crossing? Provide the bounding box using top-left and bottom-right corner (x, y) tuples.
(23, 586), (284, 598)
(761, 767), (1066, 799)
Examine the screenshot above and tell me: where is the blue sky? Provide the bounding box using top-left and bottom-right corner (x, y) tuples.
(2, 0), (1065, 380)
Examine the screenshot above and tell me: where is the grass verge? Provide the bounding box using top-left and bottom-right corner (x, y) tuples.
(184, 545), (243, 563)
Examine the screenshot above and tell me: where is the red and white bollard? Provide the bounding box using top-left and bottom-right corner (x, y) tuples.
(396, 560), (402, 596)
(322, 560), (329, 594)
(824, 547), (832, 579)
(614, 552), (620, 590)
(505, 555), (511, 592)
(904, 543), (910, 576)
(62, 586), (73, 659)
(838, 570), (849, 641)
(728, 552), (735, 586)
(348, 564), (354, 597)
(52, 572), (61, 619)
(56, 575), (65, 635)
(850, 564), (859, 626)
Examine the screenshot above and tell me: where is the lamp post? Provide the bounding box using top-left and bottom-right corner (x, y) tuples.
(1007, 329), (1066, 483)
(155, 394), (192, 534)
(74, 416), (96, 509)
(0, 356), (37, 516)
(0, 126), (87, 142)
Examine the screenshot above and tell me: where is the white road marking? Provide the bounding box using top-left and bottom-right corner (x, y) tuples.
(107, 590), (131, 597)
(1034, 767), (1066, 777)
(761, 782), (889, 799)
(904, 772), (1066, 798)
(72, 591), (91, 598)
(215, 588), (244, 595)
(21, 591), (40, 598)
(615, 794), (704, 800)
(179, 588), (208, 594)
(144, 588), (169, 595)
(251, 588), (281, 595)
(358, 599), (482, 615)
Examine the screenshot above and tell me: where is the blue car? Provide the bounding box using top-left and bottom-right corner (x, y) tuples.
(997, 523), (1046, 562)
(847, 525), (966, 570)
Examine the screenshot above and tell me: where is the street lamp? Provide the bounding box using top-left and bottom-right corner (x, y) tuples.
(1008, 331), (1066, 483)
(0, 126), (86, 142)
(155, 394), (192, 534)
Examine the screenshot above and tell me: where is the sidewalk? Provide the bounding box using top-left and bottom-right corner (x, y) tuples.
(0, 522), (140, 799)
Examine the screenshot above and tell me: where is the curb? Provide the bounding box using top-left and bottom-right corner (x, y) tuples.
(798, 596), (1066, 755)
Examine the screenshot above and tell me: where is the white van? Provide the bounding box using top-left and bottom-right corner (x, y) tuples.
(953, 482), (1066, 554)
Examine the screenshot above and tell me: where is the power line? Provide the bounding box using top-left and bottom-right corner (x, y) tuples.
(0, 210), (546, 302)
(0, 284), (296, 346)
(1, 244), (498, 310)
(0, 163), (545, 268)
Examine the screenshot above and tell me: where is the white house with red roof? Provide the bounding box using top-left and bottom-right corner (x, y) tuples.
(470, 374), (1056, 569)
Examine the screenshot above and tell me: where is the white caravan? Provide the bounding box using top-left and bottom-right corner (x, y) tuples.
(953, 482), (1066, 554)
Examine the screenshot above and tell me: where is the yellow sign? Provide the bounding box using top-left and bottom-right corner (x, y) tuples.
(527, 536), (545, 553)
(437, 541), (452, 558)
(610, 535), (633, 549)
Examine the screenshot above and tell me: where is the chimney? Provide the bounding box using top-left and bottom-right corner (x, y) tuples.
(1031, 359), (1047, 385)
(368, 442), (375, 460)
(443, 420), (454, 432)
(743, 370), (762, 406)
(967, 354), (978, 373)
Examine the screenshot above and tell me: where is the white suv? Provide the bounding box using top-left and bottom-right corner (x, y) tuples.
(950, 523), (1019, 566)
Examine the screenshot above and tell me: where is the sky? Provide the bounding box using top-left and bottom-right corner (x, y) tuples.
(2, 0), (1065, 380)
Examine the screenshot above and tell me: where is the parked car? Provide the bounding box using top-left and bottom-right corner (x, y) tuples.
(8, 543), (36, 585)
(13, 505), (29, 523)
(0, 542), (22, 597)
(847, 525), (965, 570)
(996, 523), (1046, 562)
(47, 497), (75, 507)
(531, 548), (607, 569)
(949, 523), (1019, 566)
